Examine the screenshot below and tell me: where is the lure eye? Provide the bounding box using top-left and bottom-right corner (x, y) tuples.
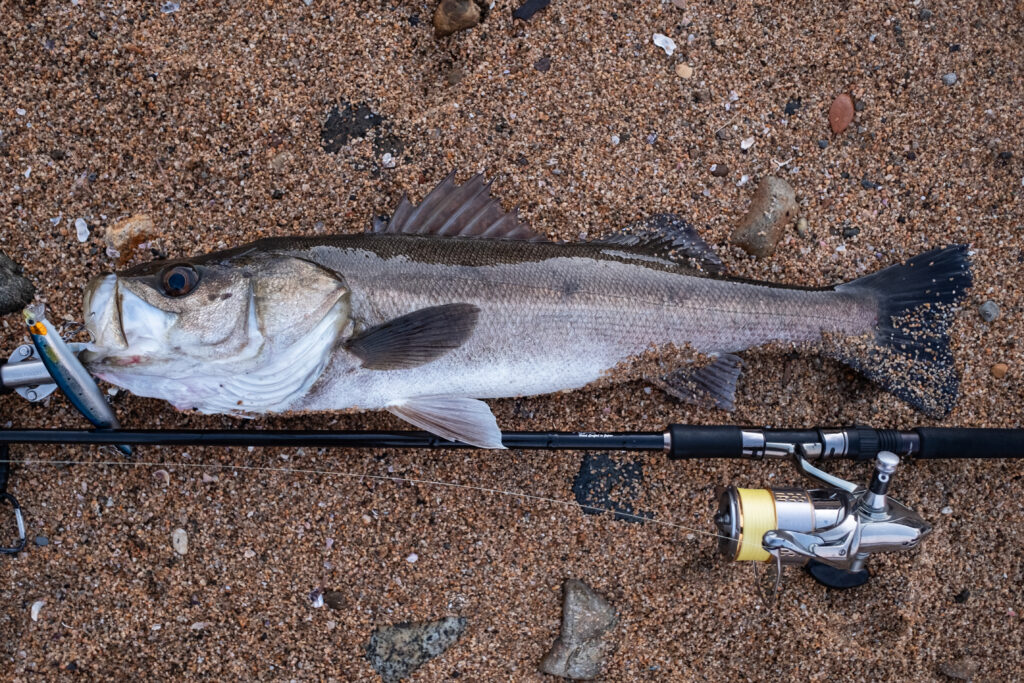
(160, 265), (200, 297)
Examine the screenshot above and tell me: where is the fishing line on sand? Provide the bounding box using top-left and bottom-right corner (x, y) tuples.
(3, 457), (743, 546)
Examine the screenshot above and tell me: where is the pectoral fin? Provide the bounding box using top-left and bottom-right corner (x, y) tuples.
(387, 396), (505, 449)
(650, 353), (743, 411)
(345, 303), (480, 370)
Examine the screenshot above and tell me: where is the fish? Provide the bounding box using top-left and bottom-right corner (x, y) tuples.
(24, 308), (132, 455)
(80, 173), (972, 448)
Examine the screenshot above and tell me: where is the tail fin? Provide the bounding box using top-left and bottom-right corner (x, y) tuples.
(831, 245), (972, 417)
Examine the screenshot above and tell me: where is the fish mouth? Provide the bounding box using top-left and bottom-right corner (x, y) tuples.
(81, 274), (127, 363)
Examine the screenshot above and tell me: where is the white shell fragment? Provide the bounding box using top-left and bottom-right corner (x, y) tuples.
(171, 528), (188, 555)
(652, 33), (677, 56)
(31, 600), (45, 621)
(740, 136), (755, 151)
(74, 217), (90, 242)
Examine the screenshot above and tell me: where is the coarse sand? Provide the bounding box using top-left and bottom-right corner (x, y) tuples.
(1, 1), (1021, 680)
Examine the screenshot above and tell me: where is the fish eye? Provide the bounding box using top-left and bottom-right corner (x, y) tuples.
(160, 265), (200, 297)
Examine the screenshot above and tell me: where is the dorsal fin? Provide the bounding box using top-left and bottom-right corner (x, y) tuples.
(374, 172), (547, 242)
(595, 214), (724, 274)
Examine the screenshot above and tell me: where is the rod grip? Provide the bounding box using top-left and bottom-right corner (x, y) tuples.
(915, 428), (1024, 459)
(667, 425), (744, 459)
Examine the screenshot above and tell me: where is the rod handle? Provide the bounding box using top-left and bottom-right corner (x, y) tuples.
(915, 428), (1024, 459)
(666, 425), (744, 459)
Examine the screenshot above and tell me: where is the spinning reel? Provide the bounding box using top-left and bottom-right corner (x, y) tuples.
(714, 446), (930, 589)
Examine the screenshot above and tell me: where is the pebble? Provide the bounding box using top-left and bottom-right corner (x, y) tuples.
(30, 600), (44, 622)
(652, 33), (677, 57)
(269, 150), (293, 174)
(243, 549), (256, 559)
(941, 506), (953, 515)
(675, 63), (693, 79)
(829, 93), (855, 134)
(152, 469), (170, 486)
(323, 591), (345, 610)
(990, 363), (1008, 379)
(731, 176), (799, 258)
(74, 218), (90, 243)
(843, 227), (860, 238)
(919, 8), (934, 20)
(34, 536), (48, 546)
(406, 552), (419, 563)
(942, 72), (958, 86)
(534, 56), (552, 72)
(784, 98), (801, 115)
(818, 139), (829, 149)
(978, 300), (999, 322)
(381, 152), (396, 169)
(938, 657), (979, 681)
(539, 579), (617, 680)
(861, 178), (879, 190)
(433, 0), (480, 38)
(366, 617), (467, 683)
(171, 528), (188, 555)
(740, 136), (755, 151)
(796, 217), (809, 237)
(361, 514), (373, 525)
(512, 0), (551, 21)
(710, 163), (729, 177)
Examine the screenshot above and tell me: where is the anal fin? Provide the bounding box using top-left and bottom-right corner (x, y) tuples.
(387, 396), (505, 449)
(650, 353), (743, 411)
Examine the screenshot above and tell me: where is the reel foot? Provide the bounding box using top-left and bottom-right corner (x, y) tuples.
(805, 560), (869, 589)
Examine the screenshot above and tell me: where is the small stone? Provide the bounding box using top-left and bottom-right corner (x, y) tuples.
(978, 300), (1000, 322)
(652, 33), (676, 56)
(366, 617), (467, 683)
(843, 226), (860, 238)
(938, 657), (979, 681)
(796, 217), (809, 237)
(740, 136), (755, 151)
(997, 151), (1013, 161)
(941, 506), (953, 515)
(539, 579), (617, 680)
(854, 100), (865, 112)
(0, 251), (35, 315)
(512, 0), (551, 21)
(243, 549), (256, 559)
(829, 93), (855, 134)
(716, 128), (732, 141)
(74, 218), (90, 242)
(818, 139), (829, 149)
(323, 591), (345, 610)
(610, 134), (620, 146)
(152, 469), (170, 486)
(991, 363), (1008, 379)
(202, 472), (219, 483)
(534, 56), (551, 72)
(953, 589), (970, 603)
(30, 600), (44, 622)
(361, 514), (373, 525)
(919, 8), (933, 20)
(445, 66), (465, 85)
(406, 552), (419, 563)
(433, 0), (480, 38)
(105, 214), (156, 264)
(861, 178), (879, 190)
(942, 72), (958, 86)
(731, 176), (799, 258)
(269, 150), (293, 174)
(710, 163), (729, 177)
(381, 152), (396, 169)
(784, 98), (801, 115)
(674, 63), (693, 79)
(171, 528), (188, 555)
(34, 536), (49, 546)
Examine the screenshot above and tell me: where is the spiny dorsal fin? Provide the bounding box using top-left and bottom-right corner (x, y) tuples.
(595, 214), (724, 274)
(374, 172), (547, 242)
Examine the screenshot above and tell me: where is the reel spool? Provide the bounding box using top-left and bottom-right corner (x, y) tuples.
(714, 451), (932, 588)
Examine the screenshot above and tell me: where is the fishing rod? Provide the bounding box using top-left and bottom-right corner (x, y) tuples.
(2, 343), (1023, 591)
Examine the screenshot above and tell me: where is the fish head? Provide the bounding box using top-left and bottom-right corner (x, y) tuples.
(82, 248), (350, 409)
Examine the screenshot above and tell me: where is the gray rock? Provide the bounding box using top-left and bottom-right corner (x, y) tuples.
(938, 656), (979, 680)
(365, 616), (466, 682)
(539, 579), (617, 680)
(942, 72), (958, 86)
(0, 251), (35, 315)
(978, 300), (1000, 322)
(731, 176), (799, 258)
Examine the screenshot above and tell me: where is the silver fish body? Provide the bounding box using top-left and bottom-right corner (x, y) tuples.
(81, 174), (971, 447)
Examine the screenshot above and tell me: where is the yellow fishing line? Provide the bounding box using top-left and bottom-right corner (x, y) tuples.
(735, 488), (776, 562)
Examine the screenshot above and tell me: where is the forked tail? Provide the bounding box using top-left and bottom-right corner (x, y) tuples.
(831, 245), (972, 417)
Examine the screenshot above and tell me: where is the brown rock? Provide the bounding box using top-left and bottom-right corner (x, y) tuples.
(710, 163), (729, 177)
(433, 0), (480, 38)
(991, 363), (1008, 379)
(829, 93), (855, 134)
(539, 579), (617, 680)
(322, 591), (345, 610)
(938, 656), (979, 681)
(104, 214), (157, 264)
(731, 176), (799, 257)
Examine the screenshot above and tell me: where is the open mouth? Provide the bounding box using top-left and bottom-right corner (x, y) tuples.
(81, 274), (126, 362)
